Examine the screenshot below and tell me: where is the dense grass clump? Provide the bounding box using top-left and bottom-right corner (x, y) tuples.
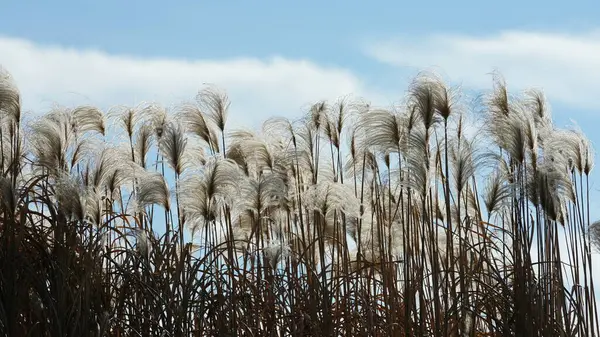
(0, 67), (598, 336)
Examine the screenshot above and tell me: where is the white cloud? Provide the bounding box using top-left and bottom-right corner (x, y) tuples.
(366, 30), (600, 110)
(0, 36), (382, 129)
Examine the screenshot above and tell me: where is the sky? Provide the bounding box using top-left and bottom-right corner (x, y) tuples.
(1, 2), (600, 212)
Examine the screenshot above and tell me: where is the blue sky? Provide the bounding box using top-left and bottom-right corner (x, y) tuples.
(1, 1), (600, 195)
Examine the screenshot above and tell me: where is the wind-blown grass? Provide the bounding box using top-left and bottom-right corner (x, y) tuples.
(0, 67), (598, 336)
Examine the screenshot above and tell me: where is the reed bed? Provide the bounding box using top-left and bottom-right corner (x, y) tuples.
(0, 67), (598, 336)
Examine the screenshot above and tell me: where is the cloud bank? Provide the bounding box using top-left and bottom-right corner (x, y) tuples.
(0, 36), (378, 129)
(366, 30), (600, 111)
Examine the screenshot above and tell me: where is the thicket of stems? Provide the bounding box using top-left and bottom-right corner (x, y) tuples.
(0, 67), (598, 336)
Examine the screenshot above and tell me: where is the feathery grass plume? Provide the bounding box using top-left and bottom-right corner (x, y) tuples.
(178, 98), (220, 153)
(228, 130), (273, 174)
(403, 126), (434, 196)
(54, 174), (86, 221)
(302, 181), (360, 222)
(83, 188), (104, 226)
(327, 96), (359, 144)
(158, 121), (189, 176)
(141, 102), (169, 140)
(544, 128), (589, 174)
(309, 100), (328, 131)
(525, 88), (553, 141)
(590, 221), (600, 252)
(134, 171), (171, 212)
(449, 136), (485, 194)
(483, 170), (511, 219)
(487, 103), (533, 165)
(263, 240), (291, 268)
(133, 228), (153, 256)
(71, 105), (105, 135)
(0, 67), (21, 123)
(109, 104), (142, 140)
(488, 71), (511, 117)
(85, 147), (129, 190)
(184, 137), (207, 167)
(302, 182), (360, 244)
(197, 86), (230, 152)
(108, 103), (146, 164)
(263, 116), (298, 149)
(28, 105), (104, 175)
(409, 72), (441, 132)
(133, 122), (154, 168)
(179, 158), (240, 224)
(237, 171), (287, 219)
(432, 75), (458, 121)
(527, 163), (574, 221)
(583, 136), (595, 176)
(356, 108), (406, 154)
(226, 141), (249, 175)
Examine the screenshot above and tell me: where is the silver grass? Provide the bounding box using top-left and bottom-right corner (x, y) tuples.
(487, 104), (533, 164)
(262, 116), (298, 148)
(71, 105), (105, 135)
(450, 137), (484, 194)
(0, 67), (21, 122)
(590, 221), (600, 252)
(135, 171), (171, 212)
(263, 240), (291, 268)
(196, 86), (230, 133)
(225, 142), (249, 175)
(525, 88), (553, 142)
(0, 129), (25, 173)
(83, 188), (104, 225)
(141, 103), (169, 140)
(237, 171), (287, 220)
(55, 175), (85, 221)
(184, 138), (207, 167)
(323, 119), (340, 150)
(403, 126), (434, 196)
(527, 163), (574, 220)
(544, 129), (589, 174)
(133, 228), (153, 256)
(487, 72), (511, 117)
(158, 121), (188, 176)
(179, 158), (240, 225)
(309, 100), (327, 131)
(178, 100), (220, 151)
(326, 95), (361, 149)
(409, 74), (441, 131)
(228, 130), (276, 174)
(108, 104), (145, 141)
(356, 108), (405, 154)
(432, 76), (458, 121)
(483, 170), (511, 219)
(133, 123), (154, 168)
(29, 107), (103, 174)
(302, 181), (360, 221)
(86, 147), (130, 190)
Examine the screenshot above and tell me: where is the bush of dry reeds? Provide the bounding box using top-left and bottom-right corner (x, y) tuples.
(0, 67), (598, 336)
